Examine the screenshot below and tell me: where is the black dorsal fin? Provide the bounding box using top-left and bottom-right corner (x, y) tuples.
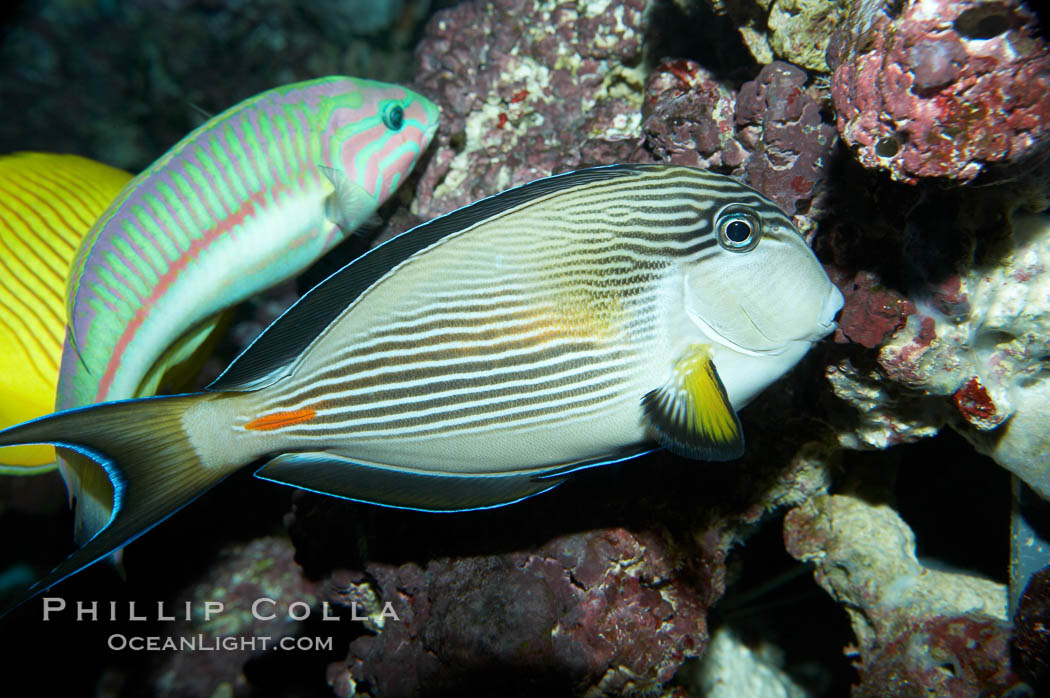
(207, 163), (648, 392)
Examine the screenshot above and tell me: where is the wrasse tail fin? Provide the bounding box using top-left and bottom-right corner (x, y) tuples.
(0, 394), (234, 615)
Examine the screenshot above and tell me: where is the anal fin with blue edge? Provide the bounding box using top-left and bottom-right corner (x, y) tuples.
(253, 451), (568, 512)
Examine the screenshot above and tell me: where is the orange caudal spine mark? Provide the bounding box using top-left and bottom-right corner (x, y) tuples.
(244, 408), (317, 431)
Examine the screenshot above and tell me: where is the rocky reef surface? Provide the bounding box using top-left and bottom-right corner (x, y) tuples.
(287, 434), (834, 697)
(786, 493), (1014, 696)
(2, 0), (1050, 696)
(700, 0), (847, 73)
(827, 0), (1050, 184)
(147, 537), (320, 697)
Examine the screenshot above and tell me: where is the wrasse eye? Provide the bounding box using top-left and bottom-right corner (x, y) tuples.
(382, 103), (405, 131)
(715, 205), (762, 252)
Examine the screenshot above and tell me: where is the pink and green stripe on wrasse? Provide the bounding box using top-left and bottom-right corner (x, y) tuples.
(56, 76), (439, 547)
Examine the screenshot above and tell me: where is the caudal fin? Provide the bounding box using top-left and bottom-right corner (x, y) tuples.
(0, 393), (236, 614)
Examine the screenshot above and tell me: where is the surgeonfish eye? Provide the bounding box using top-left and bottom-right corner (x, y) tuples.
(382, 103), (405, 131)
(715, 204), (762, 252)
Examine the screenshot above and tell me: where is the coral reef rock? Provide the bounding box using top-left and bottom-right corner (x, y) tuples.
(692, 626), (808, 697)
(785, 493), (1016, 694)
(1013, 565), (1050, 692)
(325, 528), (710, 697)
(827, 0), (1050, 183)
(735, 60), (837, 222)
(828, 213), (1050, 500)
(702, 0), (847, 73)
(642, 58), (744, 172)
(296, 438), (838, 696)
(410, 0), (652, 223)
(406, 1), (841, 244)
(638, 57), (837, 234)
(149, 537), (317, 696)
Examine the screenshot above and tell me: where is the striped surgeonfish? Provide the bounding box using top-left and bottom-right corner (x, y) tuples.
(54, 76), (440, 549)
(0, 164), (843, 608)
(0, 153), (133, 471)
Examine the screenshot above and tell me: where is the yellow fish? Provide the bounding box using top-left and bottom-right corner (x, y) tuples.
(0, 153), (132, 471)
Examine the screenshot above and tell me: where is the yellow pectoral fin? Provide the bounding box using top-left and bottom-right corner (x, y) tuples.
(641, 344), (744, 461)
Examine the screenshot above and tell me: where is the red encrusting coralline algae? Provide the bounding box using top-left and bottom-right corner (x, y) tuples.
(827, 0), (1050, 183)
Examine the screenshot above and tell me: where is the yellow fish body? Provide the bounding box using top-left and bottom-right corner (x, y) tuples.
(0, 164), (843, 609)
(0, 153), (132, 471)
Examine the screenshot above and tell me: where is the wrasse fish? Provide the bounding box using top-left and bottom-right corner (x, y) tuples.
(0, 153), (132, 471)
(0, 164), (843, 608)
(55, 76), (440, 548)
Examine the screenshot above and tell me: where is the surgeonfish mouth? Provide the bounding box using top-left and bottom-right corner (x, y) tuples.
(0, 163), (841, 615)
(737, 305), (783, 352)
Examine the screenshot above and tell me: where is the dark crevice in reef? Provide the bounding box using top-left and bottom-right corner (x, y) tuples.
(646, 0), (760, 83)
